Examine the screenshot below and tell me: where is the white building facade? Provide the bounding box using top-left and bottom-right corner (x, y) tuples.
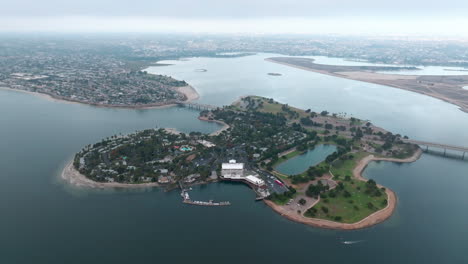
(221, 160), (244, 178)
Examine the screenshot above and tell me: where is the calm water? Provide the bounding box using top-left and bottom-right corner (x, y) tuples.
(148, 53), (468, 145)
(275, 145), (337, 175)
(308, 56), (468, 75)
(1, 53), (468, 263)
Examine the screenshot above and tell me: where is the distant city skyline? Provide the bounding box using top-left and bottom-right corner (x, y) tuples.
(1, 0), (468, 37)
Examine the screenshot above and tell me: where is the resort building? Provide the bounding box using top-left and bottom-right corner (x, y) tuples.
(221, 160), (244, 178)
(197, 140), (216, 148)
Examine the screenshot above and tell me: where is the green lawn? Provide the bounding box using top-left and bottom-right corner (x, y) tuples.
(256, 98), (308, 117)
(304, 151), (388, 223)
(260, 102), (284, 114)
(308, 179), (387, 223)
(329, 152), (368, 180)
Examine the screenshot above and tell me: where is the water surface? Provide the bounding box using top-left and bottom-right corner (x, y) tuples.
(1, 54), (468, 264)
(147, 53), (468, 145)
(309, 56), (468, 75)
(275, 145), (337, 175)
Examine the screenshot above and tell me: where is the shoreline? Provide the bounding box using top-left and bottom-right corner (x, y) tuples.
(265, 58), (468, 113)
(198, 116), (230, 136)
(0, 85), (200, 110)
(264, 148), (423, 230)
(60, 161), (161, 189)
(60, 117), (229, 189)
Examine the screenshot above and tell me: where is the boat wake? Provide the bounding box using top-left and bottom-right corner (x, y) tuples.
(342, 240), (365, 245)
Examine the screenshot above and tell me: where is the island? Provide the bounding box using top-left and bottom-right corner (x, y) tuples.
(62, 95), (421, 229)
(268, 73), (282, 76)
(266, 57), (468, 113)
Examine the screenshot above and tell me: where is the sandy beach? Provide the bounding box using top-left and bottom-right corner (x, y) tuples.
(60, 161), (161, 189)
(264, 148), (422, 230)
(198, 116), (230, 136)
(0, 86), (81, 105)
(60, 120), (228, 189)
(266, 58), (468, 113)
(175, 85), (199, 102)
(0, 84), (200, 110)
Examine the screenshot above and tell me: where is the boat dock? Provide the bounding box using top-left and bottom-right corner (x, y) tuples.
(183, 199), (231, 206)
(180, 190), (231, 206)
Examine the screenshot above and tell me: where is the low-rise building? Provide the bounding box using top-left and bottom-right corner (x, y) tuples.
(221, 160), (244, 178)
(245, 175), (265, 186)
(158, 176), (170, 184)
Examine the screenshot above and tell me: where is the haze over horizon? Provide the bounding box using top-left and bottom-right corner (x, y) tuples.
(2, 0), (468, 37)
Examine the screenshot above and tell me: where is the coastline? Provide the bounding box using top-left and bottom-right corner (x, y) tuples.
(264, 148), (423, 230)
(198, 116), (230, 136)
(61, 161), (160, 189)
(60, 117), (229, 189)
(265, 58), (468, 113)
(0, 85), (200, 110)
(175, 85), (200, 103)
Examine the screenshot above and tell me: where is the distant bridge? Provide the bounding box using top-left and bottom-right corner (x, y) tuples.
(176, 102), (218, 111)
(403, 139), (468, 159)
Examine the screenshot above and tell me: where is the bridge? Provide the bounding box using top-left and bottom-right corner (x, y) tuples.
(403, 139), (468, 159)
(176, 102), (218, 111)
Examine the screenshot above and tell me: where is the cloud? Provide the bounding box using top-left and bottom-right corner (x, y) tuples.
(2, 15), (468, 37)
(1, 0), (468, 35)
(1, 0), (467, 18)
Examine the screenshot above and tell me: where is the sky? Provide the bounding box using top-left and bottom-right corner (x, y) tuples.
(1, 0), (468, 36)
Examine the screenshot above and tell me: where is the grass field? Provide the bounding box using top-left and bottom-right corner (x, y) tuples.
(305, 151), (388, 223)
(329, 152), (368, 180)
(255, 97), (308, 117)
(309, 179), (387, 223)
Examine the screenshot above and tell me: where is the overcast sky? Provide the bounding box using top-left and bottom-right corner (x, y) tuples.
(2, 0), (468, 36)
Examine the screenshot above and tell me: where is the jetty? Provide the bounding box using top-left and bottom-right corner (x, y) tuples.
(180, 190), (230, 207)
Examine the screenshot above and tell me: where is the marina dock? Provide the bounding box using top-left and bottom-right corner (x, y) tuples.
(181, 190), (231, 206)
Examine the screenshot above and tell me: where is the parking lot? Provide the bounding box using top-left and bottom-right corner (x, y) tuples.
(256, 169), (289, 194)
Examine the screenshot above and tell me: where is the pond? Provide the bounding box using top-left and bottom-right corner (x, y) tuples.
(275, 144), (337, 175)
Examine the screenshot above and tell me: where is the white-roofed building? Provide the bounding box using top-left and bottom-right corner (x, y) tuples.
(221, 160), (244, 178)
(245, 175), (265, 186)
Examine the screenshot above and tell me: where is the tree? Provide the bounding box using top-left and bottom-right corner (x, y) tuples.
(306, 181), (329, 198)
(321, 206), (329, 213)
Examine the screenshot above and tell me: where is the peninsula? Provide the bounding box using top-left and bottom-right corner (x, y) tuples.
(1, 70), (197, 108)
(0, 39), (199, 108)
(63, 96), (420, 229)
(266, 57), (468, 113)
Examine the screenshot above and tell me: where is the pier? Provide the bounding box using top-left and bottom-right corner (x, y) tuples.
(403, 139), (468, 160)
(180, 189), (231, 207)
(183, 199), (231, 206)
